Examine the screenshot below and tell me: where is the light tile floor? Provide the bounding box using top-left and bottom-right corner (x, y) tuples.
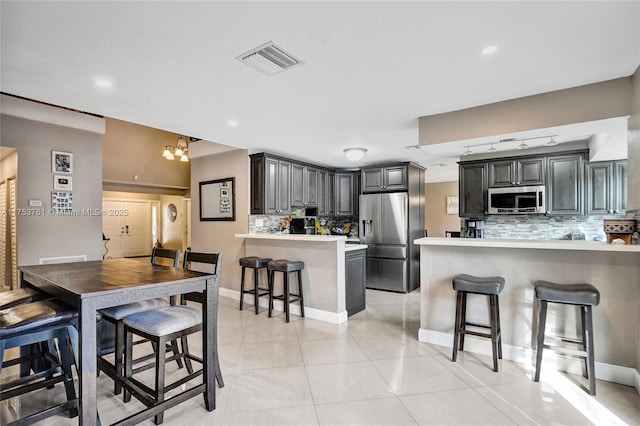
(3, 288), (640, 425)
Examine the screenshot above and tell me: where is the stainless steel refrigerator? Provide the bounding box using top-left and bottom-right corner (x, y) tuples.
(359, 192), (420, 293)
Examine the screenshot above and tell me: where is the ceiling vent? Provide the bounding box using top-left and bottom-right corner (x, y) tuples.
(236, 41), (303, 75)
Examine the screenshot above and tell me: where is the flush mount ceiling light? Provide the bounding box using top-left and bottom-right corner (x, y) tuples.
(487, 144), (497, 153)
(237, 41), (304, 76)
(518, 141), (529, 150)
(162, 135), (189, 162)
(343, 147), (368, 161)
(463, 147), (473, 156)
(481, 45), (498, 55)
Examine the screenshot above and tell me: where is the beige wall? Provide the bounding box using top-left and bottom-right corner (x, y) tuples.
(190, 149), (249, 291)
(425, 181), (460, 237)
(102, 118), (190, 192)
(1, 97), (104, 265)
(628, 66), (640, 213)
(419, 77), (633, 145)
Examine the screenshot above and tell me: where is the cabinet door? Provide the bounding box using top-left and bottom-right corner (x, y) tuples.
(345, 249), (366, 316)
(614, 160), (627, 214)
(517, 158), (545, 186)
(306, 167), (318, 207)
(265, 158), (279, 214)
(585, 162), (613, 215)
(250, 156), (265, 214)
(361, 168), (383, 193)
(317, 170), (327, 215)
(326, 172), (335, 215)
(459, 163), (487, 216)
(335, 173), (354, 216)
(547, 154), (583, 215)
(489, 160), (514, 187)
(291, 164), (305, 206)
(276, 160), (291, 214)
(383, 166), (407, 191)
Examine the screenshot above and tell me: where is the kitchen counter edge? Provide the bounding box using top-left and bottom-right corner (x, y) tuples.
(235, 233), (348, 242)
(413, 237), (640, 252)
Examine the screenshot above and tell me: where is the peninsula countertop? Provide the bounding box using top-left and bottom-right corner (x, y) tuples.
(235, 233), (348, 242)
(414, 237), (640, 252)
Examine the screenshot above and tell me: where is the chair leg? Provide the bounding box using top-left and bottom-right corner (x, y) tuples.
(253, 267), (260, 314)
(58, 333), (79, 418)
(534, 300), (548, 382)
(155, 336), (166, 425)
(284, 272), (290, 323)
(452, 291), (462, 362)
(496, 295), (503, 359)
(489, 295), (499, 372)
(239, 266), (246, 311)
(583, 305), (596, 395)
(268, 270), (274, 318)
(580, 305), (588, 378)
(214, 351), (224, 388)
(169, 339), (184, 369)
(124, 328), (133, 403)
(114, 320), (124, 395)
(297, 270), (304, 318)
(181, 335), (194, 375)
(459, 292), (467, 351)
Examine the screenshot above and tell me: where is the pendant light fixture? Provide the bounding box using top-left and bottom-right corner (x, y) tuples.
(162, 135), (189, 162)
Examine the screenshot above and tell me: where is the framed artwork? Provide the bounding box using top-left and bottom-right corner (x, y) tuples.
(53, 175), (72, 190)
(199, 177), (235, 221)
(446, 196), (459, 215)
(52, 150), (73, 174)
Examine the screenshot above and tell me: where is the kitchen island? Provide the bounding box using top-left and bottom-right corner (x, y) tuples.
(235, 233), (366, 324)
(415, 237), (640, 390)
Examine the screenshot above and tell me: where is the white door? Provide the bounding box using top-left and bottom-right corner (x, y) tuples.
(8, 178), (17, 289)
(102, 199), (152, 258)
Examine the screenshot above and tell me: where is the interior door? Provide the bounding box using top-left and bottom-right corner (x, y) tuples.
(102, 200), (126, 258)
(183, 198), (191, 253)
(0, 181), (6, 289)
(8, 178), (17, 289)
(102, 199), (151, 258)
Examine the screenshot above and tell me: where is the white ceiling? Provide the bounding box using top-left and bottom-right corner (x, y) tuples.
(2, 1), (639, 182)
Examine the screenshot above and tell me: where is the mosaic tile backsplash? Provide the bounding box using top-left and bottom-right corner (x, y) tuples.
(249, 214), (358, 237)
(460, 215), (622, 241)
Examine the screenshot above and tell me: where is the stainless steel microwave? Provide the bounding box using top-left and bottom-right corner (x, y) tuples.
(488, 185), (546, 214)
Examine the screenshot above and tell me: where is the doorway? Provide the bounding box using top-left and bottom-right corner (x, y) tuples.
(102, 199), (152, 258)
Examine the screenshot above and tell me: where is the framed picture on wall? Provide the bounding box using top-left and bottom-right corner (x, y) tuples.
(52, 150), (73, 174)
(199, 177), (235, 221)
(53, 175), (72, 190)
(446, 196), (459, 215)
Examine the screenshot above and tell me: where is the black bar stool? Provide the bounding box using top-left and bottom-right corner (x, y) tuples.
(534, 280), (600, 395)
(239, 256), (272, 314)
(268, 259), (305, 323)
(452, 273), (505, 372)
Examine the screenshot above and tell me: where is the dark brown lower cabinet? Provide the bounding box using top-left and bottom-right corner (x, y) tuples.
(345, 248), (366, 316)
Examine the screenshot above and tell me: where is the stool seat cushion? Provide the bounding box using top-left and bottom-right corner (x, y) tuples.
(0, 288), (47, 310)
(123, 306), (201, 337)
(100, 298), (170, 320)
(239, 256), (272, 268)
(453, 274), (505, 295)
(268, 259), (305, 273)
(0, 299), (77, 337)
(534, 281), (600, 306)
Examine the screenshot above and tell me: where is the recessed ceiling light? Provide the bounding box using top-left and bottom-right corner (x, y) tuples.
(95, 78), (112, 88)
(481, 45), (498, 55)
(227, 120), (238, 128)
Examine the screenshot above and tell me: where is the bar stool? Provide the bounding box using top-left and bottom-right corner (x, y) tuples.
(268, 259), (305, 323)
(239, 256), (272, 314)
(452, 273), (505, 372)
(0, 299), (79, 424)
(534, 280), (600, 395)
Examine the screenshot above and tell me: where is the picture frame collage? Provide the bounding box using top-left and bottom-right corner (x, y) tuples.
(51, 150), (73, 214)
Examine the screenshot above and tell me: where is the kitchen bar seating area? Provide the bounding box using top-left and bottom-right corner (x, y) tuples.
(2, 288), (640, 425)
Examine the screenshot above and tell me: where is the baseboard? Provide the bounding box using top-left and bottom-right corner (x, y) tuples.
(419, 327), (639, 391)
(218, 287), (348, 324)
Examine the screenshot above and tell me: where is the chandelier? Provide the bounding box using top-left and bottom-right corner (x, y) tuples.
(162, 135), (189, 162)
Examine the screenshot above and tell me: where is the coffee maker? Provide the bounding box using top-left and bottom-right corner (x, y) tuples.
(464, 219), (485, 238)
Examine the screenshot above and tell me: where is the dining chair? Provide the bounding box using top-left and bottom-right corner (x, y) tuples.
(180, 248), (224, 387)
(97, 248), (181, 395)
(0, 299), (79, 424)
(121, 252), (223, 424)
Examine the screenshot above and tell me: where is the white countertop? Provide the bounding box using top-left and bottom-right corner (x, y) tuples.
(345, 244), (368, 252)
(414, 237), (640, 252)
(235, 233), (348, 242)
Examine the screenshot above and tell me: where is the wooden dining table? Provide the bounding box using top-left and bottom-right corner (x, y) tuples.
(19, 257), (220, 425)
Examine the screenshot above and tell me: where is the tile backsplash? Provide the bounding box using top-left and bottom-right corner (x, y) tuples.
(461, 215), (611, 240)
(249, 214), (358, 236)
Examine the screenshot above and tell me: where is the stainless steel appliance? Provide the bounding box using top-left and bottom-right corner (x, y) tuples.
(488, 185), (546, 214)
(464, 219), (485, 238)
(359, 192), (420, 293)
(290, 218), (316, 234)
